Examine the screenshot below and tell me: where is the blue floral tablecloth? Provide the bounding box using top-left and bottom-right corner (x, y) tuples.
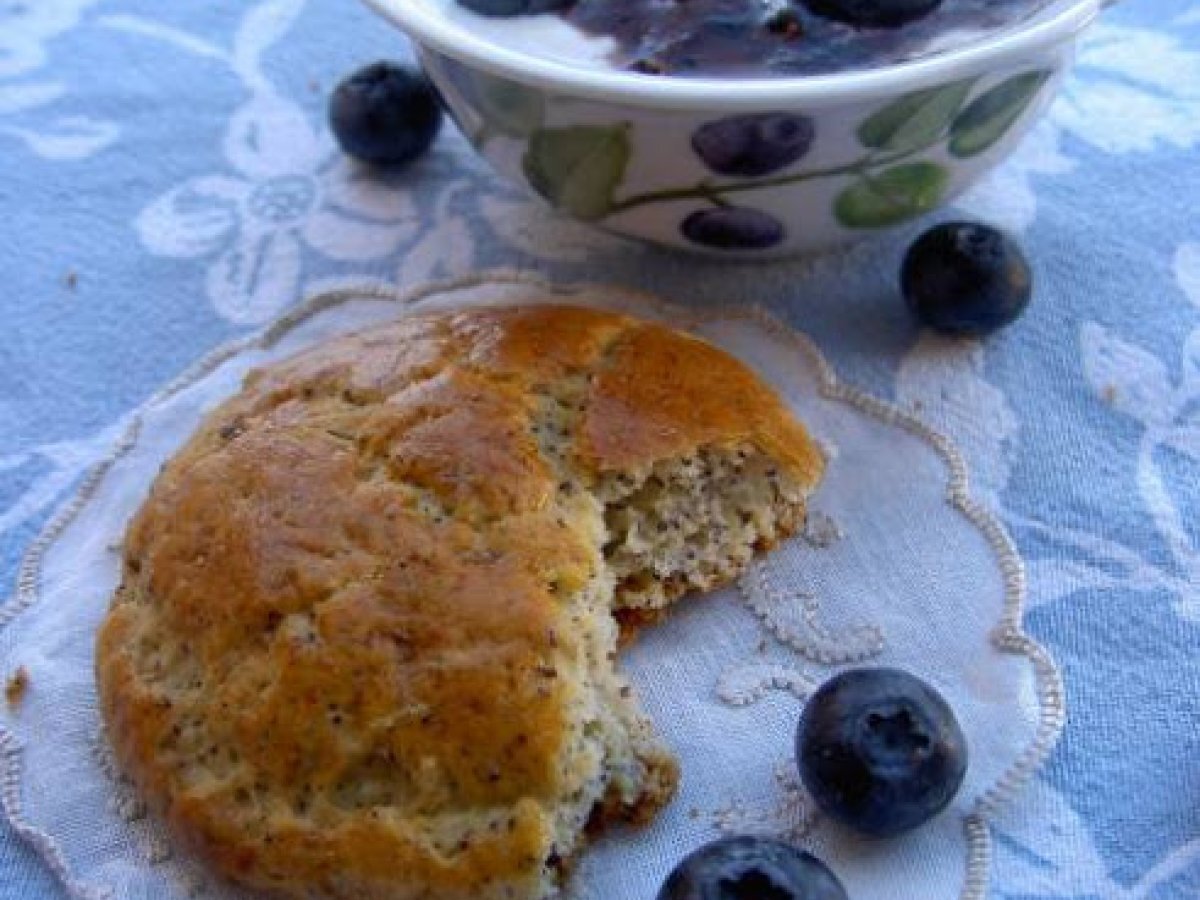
(2, 0), (1198, 897)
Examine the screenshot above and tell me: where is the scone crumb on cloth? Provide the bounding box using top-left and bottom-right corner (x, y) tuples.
(5, 666), (28, 708)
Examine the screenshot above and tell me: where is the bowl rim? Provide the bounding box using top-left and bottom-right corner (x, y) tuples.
(362, 0), (1103, 110)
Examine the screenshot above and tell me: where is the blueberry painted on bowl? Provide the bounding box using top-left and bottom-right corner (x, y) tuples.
(692, 113), (815, 177)
(682, 207), (787, 250)
(373, 0), (1087, 254)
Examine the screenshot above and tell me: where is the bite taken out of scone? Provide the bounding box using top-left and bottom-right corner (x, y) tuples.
(95, 302), (824, 900)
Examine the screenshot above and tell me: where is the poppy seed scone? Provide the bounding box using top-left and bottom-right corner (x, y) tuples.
(95, 303), (824, 900)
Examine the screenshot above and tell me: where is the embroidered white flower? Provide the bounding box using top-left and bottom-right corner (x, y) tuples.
(0, 0), (96, 79)
(994, 778), (1200, 898)
(0, 417), (128, 542)
(958, 20), (1200, 233)
(1177, 242), (1200, 309)
(137, 92), (420, 325)
(895, 331), (1020, 504)
(0, 0), (117, 159)
(1053, 21), (1200, 154)
(955, 118), (1075, 234)
(1013, 254), (1200, 625)
(1081, 315), (1199, 576)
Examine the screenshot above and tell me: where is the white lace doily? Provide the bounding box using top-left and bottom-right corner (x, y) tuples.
(0, 273), (1064, 900)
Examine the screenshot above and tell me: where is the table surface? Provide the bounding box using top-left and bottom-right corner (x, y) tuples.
(2, 0), (1197, 898)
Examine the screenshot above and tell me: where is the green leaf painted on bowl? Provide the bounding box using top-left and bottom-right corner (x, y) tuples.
(471, 72), (545, 138)
(522, 125), (631, 221)
(949, 71), (1052, 158)
(834, 162), (950, 229)
(857, 78), (976, 153)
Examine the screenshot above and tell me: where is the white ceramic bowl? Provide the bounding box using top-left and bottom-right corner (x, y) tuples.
(364, 0), (1105, 256)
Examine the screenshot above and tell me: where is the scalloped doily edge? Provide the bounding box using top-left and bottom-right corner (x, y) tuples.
(0, 270), (1066, 900)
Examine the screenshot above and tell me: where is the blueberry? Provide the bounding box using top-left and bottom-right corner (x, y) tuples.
(329, 62), (443, 167)
(456, 0), (573, 15)
(797, 668), (967, 837)
(803, 0), (943, 29)
(658, 836), (849, 900)
(682, 207), (786, 250)
(901, 221), (1032, 337)
(692, 113), (815, 177)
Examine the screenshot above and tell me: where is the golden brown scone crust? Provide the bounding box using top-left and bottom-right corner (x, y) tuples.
(95, 304), (823, 899)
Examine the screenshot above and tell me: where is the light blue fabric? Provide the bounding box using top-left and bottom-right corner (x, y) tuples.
(2, 0), (1197, 897)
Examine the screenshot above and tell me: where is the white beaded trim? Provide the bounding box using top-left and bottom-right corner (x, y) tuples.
(0, 271), (1066, 900)
(741, 558), (887, 666)
(0, 731), (112, 900)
